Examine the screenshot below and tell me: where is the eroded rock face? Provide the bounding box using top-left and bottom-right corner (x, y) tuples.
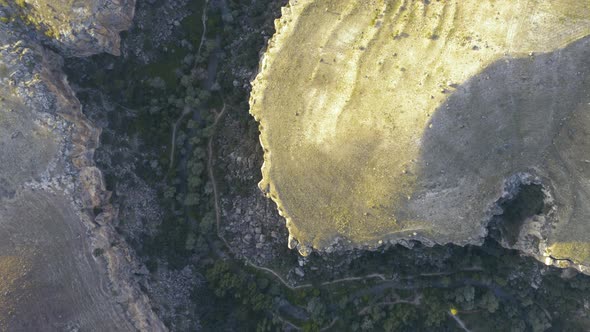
(7, 0), (135, 56)
(0, 1), (165, 331)
(250, 0), (590, 272)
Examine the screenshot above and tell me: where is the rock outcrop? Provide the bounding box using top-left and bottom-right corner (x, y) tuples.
(0, 1), (165, 331)
(7, 0), (135, 56)
(250, 0), (590, 273)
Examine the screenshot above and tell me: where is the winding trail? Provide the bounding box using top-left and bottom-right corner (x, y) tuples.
(167, 0), (211, 174)
(204, 96), (317, 289)
(205, 99), (313, 289)
(357, 294), (422, 315)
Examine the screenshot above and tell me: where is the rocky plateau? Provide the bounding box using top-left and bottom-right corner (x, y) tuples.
(250, 0), (590, 274)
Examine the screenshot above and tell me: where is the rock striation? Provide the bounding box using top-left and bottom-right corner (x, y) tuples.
(0, 1), (165, 331)
(250, 0), (590, 273)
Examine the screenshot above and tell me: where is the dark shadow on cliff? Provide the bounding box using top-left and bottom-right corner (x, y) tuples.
(414, 35), (590, 246)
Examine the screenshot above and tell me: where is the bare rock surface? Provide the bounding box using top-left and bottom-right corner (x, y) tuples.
(9, 0), (135, 56)
(0, 1), (165, 331)
(250, 0), (590, 272)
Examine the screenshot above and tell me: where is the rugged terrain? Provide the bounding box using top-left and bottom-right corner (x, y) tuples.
(0, 1), (165, 330)
(250, 0), (590, 273)
(2, 0), (590, 331)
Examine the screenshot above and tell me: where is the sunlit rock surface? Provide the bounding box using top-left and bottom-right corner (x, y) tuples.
(250, 0), (590, 272)
(0, 1), (165, 330)
(6, 0), (135, 56)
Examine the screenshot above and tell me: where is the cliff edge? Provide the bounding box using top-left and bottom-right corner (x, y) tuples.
(250, 0), (590, 274)
(0, 1), (165, 330)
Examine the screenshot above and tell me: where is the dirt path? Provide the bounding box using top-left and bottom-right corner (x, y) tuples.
(206, 98), (315, 290)
(167, 0), (210, 173)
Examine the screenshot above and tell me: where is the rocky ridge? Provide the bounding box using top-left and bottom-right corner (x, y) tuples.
(0, 1), (165, 330)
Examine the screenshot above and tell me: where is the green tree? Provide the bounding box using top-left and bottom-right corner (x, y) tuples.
(478, 290), (499, 313)
(307, 297), (327, 326)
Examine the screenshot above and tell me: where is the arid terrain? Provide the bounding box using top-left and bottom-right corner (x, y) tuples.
(1, 0), (590, 331)
(251, 0), (590, 274)
(0, 1), (164, 330)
